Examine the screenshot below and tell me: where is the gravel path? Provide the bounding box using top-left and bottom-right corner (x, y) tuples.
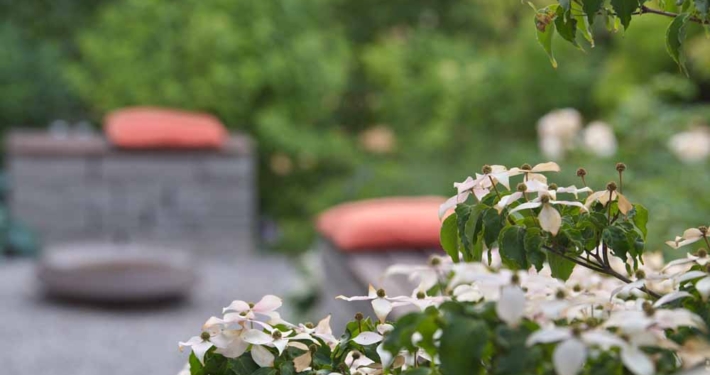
(0, 254), (299, 375)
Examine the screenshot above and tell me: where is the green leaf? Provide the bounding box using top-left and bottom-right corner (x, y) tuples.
(403, 368), (432, 375)
(439, 315), (489, 375)
(547, 251), (576, 281)
(696, 0), (710, 19)
(534, 6), (559, 68)
(227, 355), (260, 375)
(666, 12), (691, 75)
(440, 213), (460, 262)
(583, 0), (605, 24)
(559, 0), (572, 11)
(251, 368), (278, 375)
(279, 362), (296, 375)
(524, 227), (546, 272)
(573, 1), (595, 46)
(631, 204), (649, 240)
(555, 7), (580, 47)
(189, 352), (204, 375)
(499, 226), (529, 270)
(603, 226), (632, 262)
(482, 208), (504, 249)
(611, 0), (641, 29)
(455, 204), (473, 260)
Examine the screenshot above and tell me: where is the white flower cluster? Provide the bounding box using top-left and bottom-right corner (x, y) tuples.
(537, 108), (618, 160)
(336, 247), (710, 375)
(668, 126), (710, 164)
(179, 295), (337, 370)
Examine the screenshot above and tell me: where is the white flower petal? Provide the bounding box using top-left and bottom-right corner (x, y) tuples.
(508, 201), (542, 215)
(526, 327), (571, 346)
(581, 331), (625, 350)
(553, 338), (587, 375)
(621, 345), (655, 375)
(251, 345), (275, 368)
(496, 285), (526, 326)
(677, 270), (708, 283)
(191, 341), (214, 366)
(532, 162), (561, 173)
(254, 295), (282, 314)
(377, 343), (394, 368)
(293, 352), (312, 372)
(550, 200), (588, 212)
(696, 276), (710, 301)
(653, 291), (693, 307)
(216, 337), (249, 358)
(371, 298), (393, 323)
(539, 204), (562, 236)
(352, 332), (384, 346)
(223, 300), (250, 313)
(242, 329), (273, 345)
(683, 228), (704, 240)
(617, 194), (632, 215)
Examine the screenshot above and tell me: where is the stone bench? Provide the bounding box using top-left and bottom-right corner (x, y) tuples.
(5, 131), (257, 256)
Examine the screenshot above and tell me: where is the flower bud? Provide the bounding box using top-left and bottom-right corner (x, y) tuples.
(570, 326), (582, 337)
(635, 269), (646, 280)
(548, 183), (558, 190)
(576, 168), (587, 177)
(540, 193), (551, 204)
(248, 302), (255, 308)
(309, 344), (318, 354)
(698, 249), (708, 258)
(700, 226), (708, 235)
(200, 331), (211, 341)
(376, 288), (386, 298)
(606, 181), (617, 191)
(615, 163), (626, 172)
(351, 351), (361, 360)
(416, 291), (426, 300)
(304, 322), (315, 329)
(516, 183), (527, 192)
(429, 256), (441, 266)
(573, 284), (582, 292)
(482, 165), (492, 174)
(354, 312), (364, 321)
(511, 274), (521, 285)
(272, 330), (283, 340)
(520, 163), (532, 171)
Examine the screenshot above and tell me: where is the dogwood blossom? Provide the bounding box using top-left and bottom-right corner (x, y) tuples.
(509, 193), (587, 236)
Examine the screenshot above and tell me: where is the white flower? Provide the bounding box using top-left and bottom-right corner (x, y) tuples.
(178, 319), (234, 365)
(584, 188), (632, 215)
(496, 285), (526, 326)
(452, 284), (484, 302)
(223, 295), (282, 319)
(352, 323), (394, 346)
(665, 226), (710, 249)
(663, 249), (710, 270)
(509, 193), (587, 236)
(242, 326), (316, 367)
(385, 256), (451, 291)
(555, 185), (593, 199)
(676, 270), (710, 301)
(537, 109), (583, 160)
(297, 315), (338, 347)
(527, 326), (624, 375)
(668, 127), (710, 163)
(337, 285), (409, 323)
(583, 121), (618, 158)
(508, 162), (561, 183)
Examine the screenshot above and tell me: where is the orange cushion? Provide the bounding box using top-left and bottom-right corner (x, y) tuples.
(104, 107), (228, 149)
(316, 196), (446, 252)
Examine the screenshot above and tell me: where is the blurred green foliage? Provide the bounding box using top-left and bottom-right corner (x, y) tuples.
(1, 0), (710, 253)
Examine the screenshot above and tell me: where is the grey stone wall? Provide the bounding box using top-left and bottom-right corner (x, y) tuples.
(5, 132), (257, 255)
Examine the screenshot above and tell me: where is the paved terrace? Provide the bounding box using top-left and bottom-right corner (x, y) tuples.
(1, 251), (299, 375)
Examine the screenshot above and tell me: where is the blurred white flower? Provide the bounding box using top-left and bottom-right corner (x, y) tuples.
(583, 121), (617, 158)
(537, 108), (582, 160)
(668, 127), (710, 163)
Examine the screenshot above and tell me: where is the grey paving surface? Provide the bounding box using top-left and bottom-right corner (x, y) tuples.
(0, 254), (298, 375)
